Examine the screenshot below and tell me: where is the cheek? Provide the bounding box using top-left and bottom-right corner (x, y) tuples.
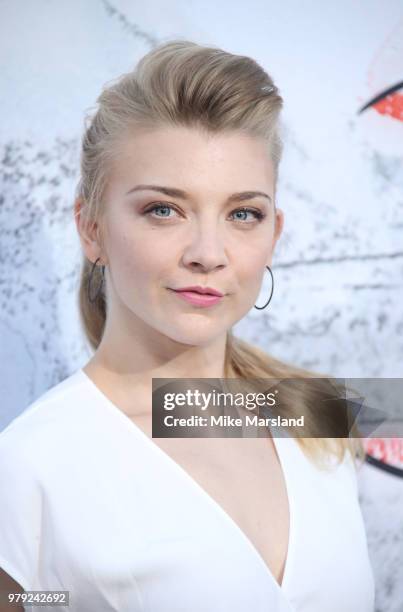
(107, 211), (167, 261)
(236, 249), (269, 285)
(109, 230), (168, 290)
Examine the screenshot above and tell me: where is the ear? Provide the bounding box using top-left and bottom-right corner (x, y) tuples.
(267, 206), (284, 266)
(74, 198), (104, 264)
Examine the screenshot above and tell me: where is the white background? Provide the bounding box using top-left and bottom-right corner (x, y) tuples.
(0, 1), (402, 609)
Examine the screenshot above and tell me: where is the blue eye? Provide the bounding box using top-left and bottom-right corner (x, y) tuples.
(231, 207), (265, 222)
(146, 203), (173, 218)
(144, 203), (266, 223)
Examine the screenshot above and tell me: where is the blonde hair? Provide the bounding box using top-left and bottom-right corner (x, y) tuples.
(75, 39), (365, 470)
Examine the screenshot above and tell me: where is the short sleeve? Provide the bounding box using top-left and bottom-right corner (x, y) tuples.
(0, 430), (42, 592)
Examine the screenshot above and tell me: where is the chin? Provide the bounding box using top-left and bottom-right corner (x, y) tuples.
(164, 326), (225, 347)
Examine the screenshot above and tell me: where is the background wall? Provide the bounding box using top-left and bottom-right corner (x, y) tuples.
(0, 1), (402, 610)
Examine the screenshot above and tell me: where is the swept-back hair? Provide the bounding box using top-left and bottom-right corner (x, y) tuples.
(75, 39), (364, 469)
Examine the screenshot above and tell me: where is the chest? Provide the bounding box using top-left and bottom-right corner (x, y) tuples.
(133, 418), (290, 587)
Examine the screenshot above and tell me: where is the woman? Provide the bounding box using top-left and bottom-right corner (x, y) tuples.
(0, 40), (374, 611)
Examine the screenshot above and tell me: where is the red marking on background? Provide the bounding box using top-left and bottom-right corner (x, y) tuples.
(373, 93), (403, 122)
(364, 438), (403, 465)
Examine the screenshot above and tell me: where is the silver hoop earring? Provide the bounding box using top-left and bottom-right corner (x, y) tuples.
(254, 265), (274, 310)
(88, 257), (105, 304)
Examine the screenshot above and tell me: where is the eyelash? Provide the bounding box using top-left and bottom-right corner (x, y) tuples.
(143, 203), (266, 224)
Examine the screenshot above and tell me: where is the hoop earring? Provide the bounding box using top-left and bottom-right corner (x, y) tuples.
(254, 265), (274, 310)
(88, 257), (105, 304)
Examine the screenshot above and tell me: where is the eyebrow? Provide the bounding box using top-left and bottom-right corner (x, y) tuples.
(125, 184), (272, 204)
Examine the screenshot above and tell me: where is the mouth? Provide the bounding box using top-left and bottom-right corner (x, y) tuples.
(170, 286), (224, 297)
(168, 288), (224, 307)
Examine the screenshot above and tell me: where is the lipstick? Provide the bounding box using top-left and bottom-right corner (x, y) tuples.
(170, 289), (223, 307)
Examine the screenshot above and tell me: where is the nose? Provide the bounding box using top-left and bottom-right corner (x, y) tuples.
(181, 220), (229, 272)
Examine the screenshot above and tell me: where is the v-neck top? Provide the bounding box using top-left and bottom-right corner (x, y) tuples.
(0, 369), (375, 611)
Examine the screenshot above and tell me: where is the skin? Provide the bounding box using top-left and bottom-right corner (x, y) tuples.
(75, 125), (290, 586)
(0, 128), (287, 596)
(74, 125), (284, 416)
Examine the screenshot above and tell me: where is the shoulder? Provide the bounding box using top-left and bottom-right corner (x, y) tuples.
(0, 369), (92, 467)
(0, 372), (88, 595)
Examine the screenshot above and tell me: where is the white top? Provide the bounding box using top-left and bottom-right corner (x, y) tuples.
(0, 369), (375, 612)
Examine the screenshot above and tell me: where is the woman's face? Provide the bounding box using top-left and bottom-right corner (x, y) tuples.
(86, 125), (284, 346)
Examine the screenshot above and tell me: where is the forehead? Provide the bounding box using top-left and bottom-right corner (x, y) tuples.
(109, 126), (274, 191)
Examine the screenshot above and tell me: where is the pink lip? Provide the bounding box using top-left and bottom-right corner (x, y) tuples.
(173, 285), (224, 297)
(170, 289), (223, 307)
